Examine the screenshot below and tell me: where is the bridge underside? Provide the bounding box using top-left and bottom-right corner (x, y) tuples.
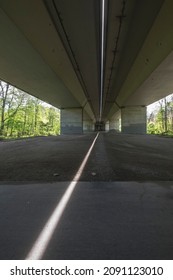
(0, 0), (173, 133)
(1, 1), (173, 261)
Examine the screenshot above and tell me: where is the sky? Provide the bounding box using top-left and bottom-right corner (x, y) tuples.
(147, 93), (173, 115)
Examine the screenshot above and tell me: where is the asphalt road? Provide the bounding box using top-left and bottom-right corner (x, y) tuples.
(0, 132), (173, 181)
(0, 132), (173, 259)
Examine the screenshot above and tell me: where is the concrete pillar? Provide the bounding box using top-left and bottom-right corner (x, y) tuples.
(108, 110), (121, 132)
(83, 110), (94, 132)
(61, 108), (83, 134)
(121, 106), (146, 134)
(83, 120), (94, 132)
(109, 119), (120, 131)
(105, 121), (109, 131)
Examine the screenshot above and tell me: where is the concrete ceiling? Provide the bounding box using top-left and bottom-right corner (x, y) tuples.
(0, 0), (173, 122)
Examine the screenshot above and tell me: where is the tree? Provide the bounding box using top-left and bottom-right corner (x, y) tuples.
(147, 93), (173, 135)
(0, 80), (60, 138)
(0, 82), (25, 136)
(0, 81), (9, 135)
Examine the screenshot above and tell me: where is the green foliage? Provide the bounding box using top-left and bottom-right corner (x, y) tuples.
(0, 81), (60, 138)
(147, 122), (156, 134)
(147, 95), (173, 136)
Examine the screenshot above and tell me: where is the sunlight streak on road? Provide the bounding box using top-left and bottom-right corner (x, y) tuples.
(26, 133), (99, 260)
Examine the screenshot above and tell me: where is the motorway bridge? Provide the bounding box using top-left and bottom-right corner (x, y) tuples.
(0, 0), (173, 133)
(0, 0), (173, 260)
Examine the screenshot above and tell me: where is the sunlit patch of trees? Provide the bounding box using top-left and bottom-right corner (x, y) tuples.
(0, 81), (60, 138)
(147, 94), (173, 135)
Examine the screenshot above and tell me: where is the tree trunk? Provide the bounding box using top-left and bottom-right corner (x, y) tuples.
(34, 106), (38, 135)
(10, 119), (14, 137)
(0, 108), (5, 135)
(22, 108), (27, 135)
(164, 98), (168, 132)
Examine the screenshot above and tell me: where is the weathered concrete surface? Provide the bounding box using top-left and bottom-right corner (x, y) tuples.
(0, 132), (173, 181)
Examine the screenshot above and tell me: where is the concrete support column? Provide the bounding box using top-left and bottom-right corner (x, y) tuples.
(61, 108), (83, 134)
(109, 119), (120, 131)
(83, 110), (94, 132)
(83, 120), (94, 132)
(108, 110), (121, 132)
(105, 121), (109, 131)
(121, 106), (146, 134)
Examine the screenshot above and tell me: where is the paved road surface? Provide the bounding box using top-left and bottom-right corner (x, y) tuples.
(0, 132), (173, 181)
(0, 132), (173, 259)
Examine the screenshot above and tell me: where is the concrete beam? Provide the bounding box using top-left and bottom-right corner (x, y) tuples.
(0, 0), (96, 120)
(117, 0), (173, 106)
(0, 5), (80, 108)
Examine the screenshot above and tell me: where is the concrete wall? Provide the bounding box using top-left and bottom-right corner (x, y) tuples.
(121, 106), (146, 134)
(61, 108), (83, 134)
